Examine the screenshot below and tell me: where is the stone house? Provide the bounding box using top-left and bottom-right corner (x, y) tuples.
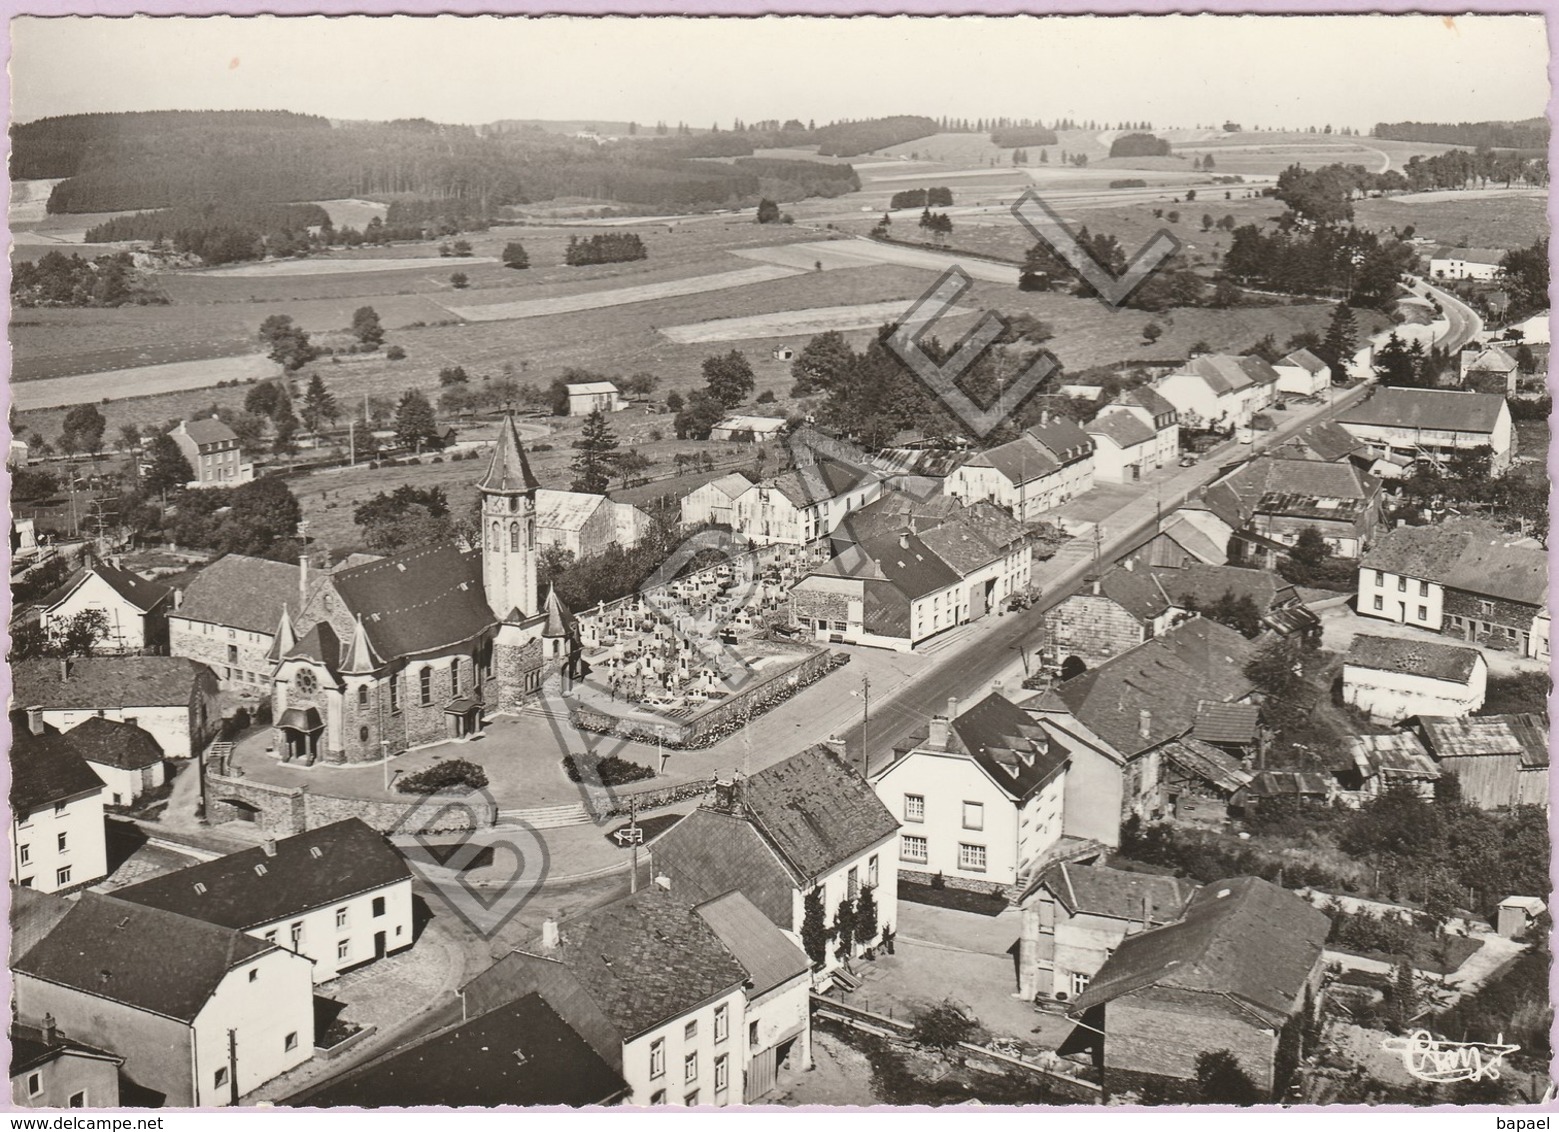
(168, 554), (301, 692)
(12, 656), (221, 761)
(1201, 456), (1382, 564)
(170, 417), (253, 489)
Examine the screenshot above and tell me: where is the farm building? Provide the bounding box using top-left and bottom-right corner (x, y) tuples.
(731, 460), (880, 547)
(1459, 343), (1521, 394)
(169, 554), (303, 691)
(1495, 896), (1545, 939)
(1405, 712), (1549, 809)
(566, 381), (625, 416)
(1201, 456), (1382, 563)
(12, 656), (221, 762)
(1273, 349), (1331, 397)
(1341, 732), (1439, 799)
(945, 415), (1095, 522)
(1428, 247), (1505, 282)
(1335, 387), (1514, 473)
(535, 490), (651, 560)
(679, 472), (752, 529)
(1340, 635), (1487, 724)
(709, 415), (787, 443)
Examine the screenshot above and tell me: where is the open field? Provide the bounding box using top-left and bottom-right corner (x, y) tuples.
(313, 198), (390, 229)
(10, 177), (66, 225)
(658, 299), (975, 344)
(13, 353), (282, 412)
(1355, 192), (1547, 249)
(190, 255), (499, 278)
(441, 263), (803, 321)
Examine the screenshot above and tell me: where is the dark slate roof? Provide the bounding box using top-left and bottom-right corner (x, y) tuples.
(948, 693), (1070, 801)
(542, 886), (748, 1041)
(41, 562), (171, 615)
(112, 819), (410, 931)
(542, 585), (579, 640)
(1204, 457), (1377, 527)
(54, 715), (165, 770)
(1026, 416), (1094, 464)
(332, 542), (496, 659)
(648, 808), (798, 928)
(1280, 349), (1329, 376)
(1086, 412), (1156, 449)
(1070, 876), (1329, 1027)
(1039, 862), (1198, 923)
(1346, 635), (1483, 683)
(1093, 565), (1172, 622)
(1361, 521), (1546, 608)
(1337, 387), (1507, 434)
(10, 733), (105, 815)
(175, 554), (300, 634)
(1236, 769), (1334, 800)
(293, 994), (626, 1109)
(1116, 385), (1177, 419)
(1150, 564), (1295, 616)
(10, 1024), (122, 1076)
(1192, 701), (1261, 746)
(741, 744), (901, 881)
(14, 893), (274, 1023)
(1239, 356), (1282, 387)
(479, 414), (541, 493)
(855, 531), (963, 601)
(1277, 420), (1365, 463)
(1044, 619), (1256, 758)
(918, 520), (1005, 577)
(12, 657), (205, 710)
(180, 417), (238, 446)
(768, 459), (875, 509)
(862, 578), (910, 638)
(287, 622), (341, 674)
(11, 888), (76, 967)
(964, 432), (1059, 485)
(694, 891), (810, 996)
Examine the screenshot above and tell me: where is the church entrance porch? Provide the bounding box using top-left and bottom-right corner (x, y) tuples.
(276, 706), (325, 764)
(445, 696), (484, 740)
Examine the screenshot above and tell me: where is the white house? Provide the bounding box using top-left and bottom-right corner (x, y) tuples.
(170, 417), (254, 489)
(680, 472), (752, 529)
(535, 489), (651, 560)
(1335, 387), (1515, 473)
(113, 818), (415, 984)
(1085, 411), (1169, 484)
(566, 381), (626, 416)
(1273, 349), (1332, 397)
(709, 415), (787, 443)
(12, 656), (222, 761)
(13, 893), (316, 1106)
(874, 693), (1072, 890)
(945, 415), (1095, 521)
(650, 744), (901, 980)
(1153, 354), (1270, 432)
(731, 460), (880, 547)
(461, 886), (753, 1108)
(11, 733), (108, 893)
(49, 715), (167, 806)
(39, 562), (172, 655)
(1429, 247), (1505, 282)
(1341, 634), (1488, 724)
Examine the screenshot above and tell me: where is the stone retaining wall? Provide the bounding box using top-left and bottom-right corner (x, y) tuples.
(204, 770), (496, 837)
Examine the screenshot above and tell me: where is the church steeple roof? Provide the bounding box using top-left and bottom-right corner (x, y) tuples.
(340, 613), (383, 675)
(479, 413), (541, 494)
(267, 604), (297, 662)
(541, 584), (578, 639)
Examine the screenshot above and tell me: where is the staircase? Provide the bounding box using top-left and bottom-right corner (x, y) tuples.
(497, 802), (591, 830)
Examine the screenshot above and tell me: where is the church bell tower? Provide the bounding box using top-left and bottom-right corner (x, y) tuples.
(478, 413), (541, 621)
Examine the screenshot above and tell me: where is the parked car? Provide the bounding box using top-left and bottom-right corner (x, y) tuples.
(1178, 454), (1198, 467)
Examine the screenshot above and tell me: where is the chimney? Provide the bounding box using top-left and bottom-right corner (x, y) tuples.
(1122, 557), (1135, 572)
(927, 714), (951, 750)
(41, 1014), (57, 1047)
(540, 918), (560, 951)
(992, 679), (1005, 698)
(1138, 709), (1152, 740)
(261, 837), (277, 858)
(299, 553), (309, 610)
(899, 531), (910, 550)
(653, 875), (672, 892)
(822, 735), (847, 760)
(59, 657), (70, 682)
(173, 587), (183, 611)
(714, 777), (740, 813)
(26, 708), (44, 737)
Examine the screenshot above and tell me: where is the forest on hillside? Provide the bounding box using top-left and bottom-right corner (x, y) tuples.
(13, 110), (868, 216)
(1372, 118), (1548, 149)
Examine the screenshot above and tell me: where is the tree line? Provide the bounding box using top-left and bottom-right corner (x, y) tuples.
(1108, 132), (1172, 157)
(1372, 118), (1548, 150)
(11, 250), (167, 308)
(888, 187), (954, 209)
(989, 126), (1059, 148)
(564, 232), (647, 266)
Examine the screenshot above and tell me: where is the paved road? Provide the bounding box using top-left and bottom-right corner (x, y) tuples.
(1410, 274), (1484, 353)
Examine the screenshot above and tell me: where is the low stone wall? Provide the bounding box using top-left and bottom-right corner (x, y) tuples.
(899, 870), (1019, 902)
(204, 770), (496, 837)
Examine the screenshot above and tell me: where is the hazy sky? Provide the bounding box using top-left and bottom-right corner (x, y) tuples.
(10, 15), (1551, 130)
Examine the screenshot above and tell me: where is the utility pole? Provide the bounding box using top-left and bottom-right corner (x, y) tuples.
(860, 675), (871, 778)
(227, 1028), (239, 1106)
(629, 793), (640, 894)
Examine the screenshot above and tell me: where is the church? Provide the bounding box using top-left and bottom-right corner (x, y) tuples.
(268, 415), (579, 765)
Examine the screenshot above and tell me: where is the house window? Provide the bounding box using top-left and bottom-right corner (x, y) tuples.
(685, 1090), (700, 1108)
(684, 1020), (698, 1042)
(390, 676), (401, 713)
(336, 907), (349, 929)
(214, 1067), (229, 1090)
(868, 855), (879, 888)
(1420, 581), (1429, 597)
(265, 930), (278, 943)
(749, 1021), (760, 1050)
(1372, 595), (1384, 611)
(684, 1052), (698, 1084)
(249, 969), (259, 983)
(1479, 600), (1495, 617)
(1374, 571), (1385, 586)
(56, 867), (71, 887)
(962, 802), (984, 830)
(901, 835), (927, 863)
(1397, 577), (1406, 592)
(715, 1054), (729, 1095)
(358, 686), (369, 708)
(650, 1038), (666, 1079)
(419, 668), (432, 706)
(847, 867), (860, 900)
(904, 794), (925, 823)
(69, 1092), (86, 1108)
(373, 896), (386, 917)
(714, 1003), (728, 1043)
(53, 803), (66, 817)
(57, 832), (67, 853)
(26, 1073), (41, 1098)
(1418, 606), (1428, 621)
(285, 1032), (298, 1052)
(337, 940), (350, 962)
(650, 1090), (666, 1105)
(1070, 971), (1091, 997)
(19, 845), (30, 865)
(291, 922), (304, 947)
(227, 644), (238, 665)
(958, 844), (987, 872)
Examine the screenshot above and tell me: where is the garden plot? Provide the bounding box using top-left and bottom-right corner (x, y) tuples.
(659, 299), (975, 344)
(189, 255), (500, 278)
(13, 353), (280, 412)
(437, 263), (804, 322)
